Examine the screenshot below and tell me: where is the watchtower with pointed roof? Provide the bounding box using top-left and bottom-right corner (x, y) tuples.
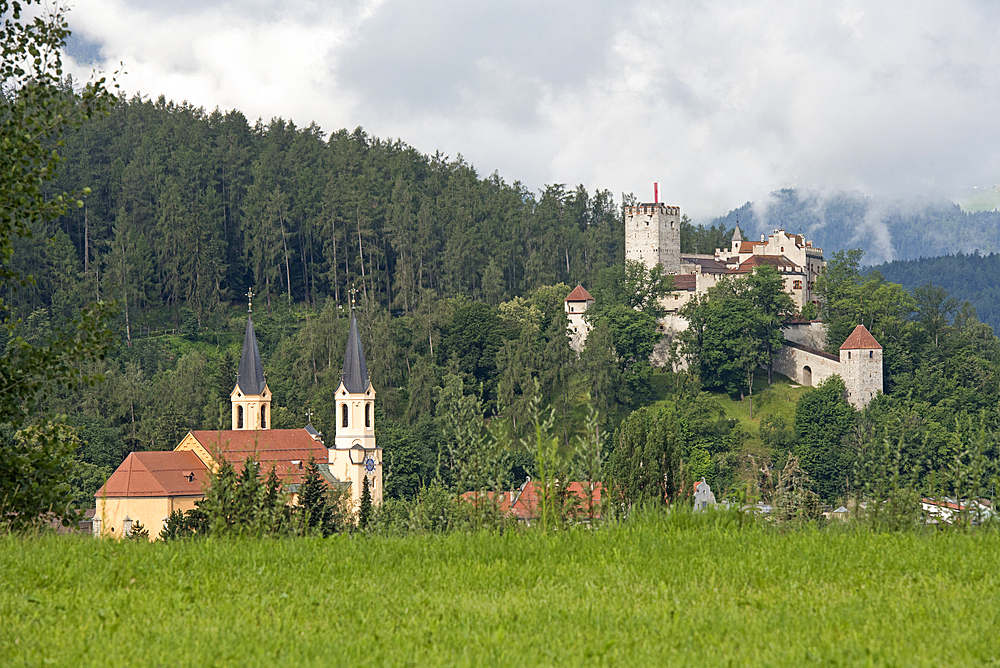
(329, 291), (382, 507)
(839, 324), (883, 408)
(230, 291), (272, 430)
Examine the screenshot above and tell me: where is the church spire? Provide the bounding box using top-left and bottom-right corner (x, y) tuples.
(732, 223), (743, 243)
(237, 311), (266, 395)
(231, 288), (272, 430)
(341, 287), (370, 393)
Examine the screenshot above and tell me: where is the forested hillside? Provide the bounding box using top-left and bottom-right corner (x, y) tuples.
(710, 189), (1000, 265)
(867, 252), (1000, 332)
(7, 90), (1000, 515)
(21, 92), (627, 329)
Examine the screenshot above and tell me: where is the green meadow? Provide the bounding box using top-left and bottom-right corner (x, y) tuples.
(2, 515), (998, 667)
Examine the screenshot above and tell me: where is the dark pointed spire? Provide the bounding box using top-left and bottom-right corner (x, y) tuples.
(341, 288), (370, 393)
(732, 222), (743, 243)
(237, 313), (267, 395)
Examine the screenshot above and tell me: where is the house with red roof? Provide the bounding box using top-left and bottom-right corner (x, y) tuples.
(462, 480), (603, 523)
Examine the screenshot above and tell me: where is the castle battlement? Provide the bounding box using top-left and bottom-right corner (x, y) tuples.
(624, 203), (681, 216)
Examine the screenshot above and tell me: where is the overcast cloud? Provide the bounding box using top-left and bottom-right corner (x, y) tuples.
(64, 0), (1000, 220)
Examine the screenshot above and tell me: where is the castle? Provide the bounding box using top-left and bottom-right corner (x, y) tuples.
(94, 292), (382, 539)
(566, 187), (882, 408)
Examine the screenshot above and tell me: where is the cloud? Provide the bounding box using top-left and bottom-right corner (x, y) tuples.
(63, 0), (1000, 221)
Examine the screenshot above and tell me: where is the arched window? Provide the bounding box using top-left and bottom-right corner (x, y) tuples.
(365, 403), (371, 428)
(237, 405), (244, 429)
(342, 403), (348, 428)
(260, 405), (267, 429)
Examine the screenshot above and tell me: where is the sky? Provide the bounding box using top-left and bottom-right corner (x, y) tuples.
(63, 0), (1000, 221)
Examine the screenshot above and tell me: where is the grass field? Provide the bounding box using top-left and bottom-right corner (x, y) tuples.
(2, 514), (999, 666)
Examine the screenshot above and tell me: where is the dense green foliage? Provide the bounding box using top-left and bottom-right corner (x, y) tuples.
(0, 0), (118, 530)
(16, 96), (625, 328)
(3, 520), (1000, 665)
(605, 404), (682, 509)
(681, 266), (794, 403)
(869, 251), (1000, 332)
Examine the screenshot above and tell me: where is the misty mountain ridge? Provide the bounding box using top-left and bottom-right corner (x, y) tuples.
(707, 188), (1000, 265)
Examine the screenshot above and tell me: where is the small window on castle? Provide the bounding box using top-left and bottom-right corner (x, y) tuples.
(645, 220), (649, 227)
(869, 351), (873, 358)
(342, 403), (348, 428)
(848, 352), (851, 359)
(365, 404), (371, 428)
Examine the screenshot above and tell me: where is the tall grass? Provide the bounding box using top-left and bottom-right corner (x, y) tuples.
(2, 513), (998, 666)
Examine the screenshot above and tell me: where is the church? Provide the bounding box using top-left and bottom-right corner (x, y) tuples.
(94, 293), (382, 539)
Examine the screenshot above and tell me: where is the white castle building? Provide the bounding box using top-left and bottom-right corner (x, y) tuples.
(567, 189), (882, 409)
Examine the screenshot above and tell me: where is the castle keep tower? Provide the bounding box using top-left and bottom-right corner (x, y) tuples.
(230, 291), (271, 430)
(329, 293), (382, 507)
(839, 324), (883, 408)
(625, 196), (681, 274)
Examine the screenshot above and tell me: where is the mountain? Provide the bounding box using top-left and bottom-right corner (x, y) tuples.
(708, 189), (1000, 265)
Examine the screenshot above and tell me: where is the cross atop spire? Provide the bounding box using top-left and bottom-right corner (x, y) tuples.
(246, 288), (254, 314)
(349, 284), (357, 311)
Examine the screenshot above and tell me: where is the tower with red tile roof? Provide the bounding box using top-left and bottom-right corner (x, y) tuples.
(839, 324), (883, 408)
(564, 284), (595, 353)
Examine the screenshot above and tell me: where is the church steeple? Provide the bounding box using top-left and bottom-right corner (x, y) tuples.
(230, 289), (272, 430)
(341, 299), (370, 393)
(330, 288), (381, 509)
(237, 313), (267, 395)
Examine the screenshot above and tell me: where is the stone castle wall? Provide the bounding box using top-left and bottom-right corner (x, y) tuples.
(781, 321), (827, 349)
(772, 343), (841, 388)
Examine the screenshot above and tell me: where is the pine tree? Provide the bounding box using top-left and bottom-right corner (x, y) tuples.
(358, 474), (372, 530)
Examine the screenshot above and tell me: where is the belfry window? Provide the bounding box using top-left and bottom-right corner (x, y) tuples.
(260, 405), (267, 429)
(342, 403), (348, 428)
(237, 405), (244, 429)
(365, 404), (371, 428)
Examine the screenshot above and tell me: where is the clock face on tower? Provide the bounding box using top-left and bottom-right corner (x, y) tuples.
(364, 456), (376, 473)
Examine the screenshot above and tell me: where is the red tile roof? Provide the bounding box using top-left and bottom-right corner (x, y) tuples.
(839, 324), (882, 350)
(738, 241), (763, 253)
(731, 255), (799, 274)
(462, 481), (602, 521)
(565, 284), (595, 302)
(190, 429), (328, 485)
(672, 274), (696, 291)
(95, 451), (209, 498)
